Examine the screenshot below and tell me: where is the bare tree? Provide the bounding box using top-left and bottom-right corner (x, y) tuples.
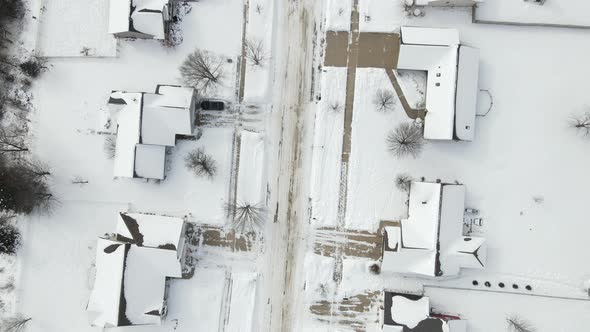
(395, 173), (412, 192)
(185, 147), (217, 179)
(103, 135), (116, 159)
(373, 89), (396, 112)
(1, 315), (31, 332)
(245, 39), (268, 67)
(179, 49), (224, 93)
(224, 201), (266, 234)
(328, 101), (342, 113)
(570, 111), (590, 137)
(0, 126), (27, 153)
(386, 122), (425, 158)
(0, 156), (55, 214)
(506, 315), (535, 332)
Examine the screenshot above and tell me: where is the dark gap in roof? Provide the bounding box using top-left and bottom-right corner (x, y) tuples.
(118, 245), (133, 326)
(120, 213), (144, 246)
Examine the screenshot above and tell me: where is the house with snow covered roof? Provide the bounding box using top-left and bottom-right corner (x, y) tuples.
(109, 85), (196, 180)
(87, 212), (187, 328)
(382, 292), (467, 332)
(381, 181), (486, 278)
(397, 26), (480, 141)
(108, 0), (172, 40)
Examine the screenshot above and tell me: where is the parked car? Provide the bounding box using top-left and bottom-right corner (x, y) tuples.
(200, 100), (225, 111)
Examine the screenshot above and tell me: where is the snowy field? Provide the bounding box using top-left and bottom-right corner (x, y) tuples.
(475, 0), (590, 28)
(358, 0), (405, 33)
(310, 67), (346, 227)
(35, 0), (118, 57)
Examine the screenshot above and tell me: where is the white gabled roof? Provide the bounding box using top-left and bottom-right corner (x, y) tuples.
(141, 92), (194, 146)
(123, 245), (181, 325)
(112, 92), (142, 178)
(88, 213), (185, 328)
(108, 0), (169, 39)
(87, 239), (126, 328)
(455, 46), (480, 141)
(397, 27), (480, 141)
(401, 26), (460, 46)
(384, 292), (468, 332)
(108, 0), (132, 34)
(382, 182), (486, 277)
(109, 86), (195, 180)
(116, 212), (185, 253)
(134, 144), (166, 180)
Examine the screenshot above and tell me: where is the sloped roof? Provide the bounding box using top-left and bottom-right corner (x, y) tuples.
(397, 26), (479, 141)
(116, 212), (185, 253)
(108, 0), (169, 39)
(382, 182), (486, 277)
(109, 86), (195, 179)
(383, 292), (467, 332)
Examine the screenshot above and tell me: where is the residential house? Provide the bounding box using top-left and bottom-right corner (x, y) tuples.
(108, 0), (172, 40)
(109, 85), (196, 180)
(381, 181), (486, 278)
(397, 26), (480, 141)
(382, 292), (468, 332)
(87, 212), (187, 327)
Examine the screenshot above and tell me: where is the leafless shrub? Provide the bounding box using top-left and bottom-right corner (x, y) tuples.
(1, 315), (31, 332)
(395, 173), (412, 192)
(569, 111), (590, 137)
(224, 201), (266, 234)
(103, 135), (116, 159)
(506, 315), (535, 332)
(386, 122), (424, 158)
(185, 147), (217, 179)
(0, 213), (19, 255)
(245, 39), (268, 67)
(255, 3), (263, 14)
(0, 126), (27, 153)
(328, 101), (342, 113)
(373, 89), (396, 112)
(180, 49), (224, 93)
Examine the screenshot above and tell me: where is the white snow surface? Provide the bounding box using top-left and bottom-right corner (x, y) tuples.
(475, 0), (590, 28)
(225, 272), (258, 332)
(237, 131), (266, 204)
(243, 0), (275, 102)
(36, 0), (118, 57)
(390, 295), (430, 329)
(325, 0), (352, 31)
(358, 0), (404, 32)
(116, 212), (185, 250)
(310, 67), (346, 227)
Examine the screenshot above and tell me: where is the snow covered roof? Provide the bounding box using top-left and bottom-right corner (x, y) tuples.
(397, 27), (479, 141)
(110, 85), (195, 180)
(116, 212), (185, 255)
(108, 0), (170, 39)
(382, 182), (486, 277)
(88, 212), (185, 327)
(383, 292), (467, 332)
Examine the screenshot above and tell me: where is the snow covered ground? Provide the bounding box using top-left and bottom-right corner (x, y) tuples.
(475, 0), (590, 28)
(358, 0), (405, 33)
(310, 67), (346, 227)
(243, 0), (275, 102)
(35, 0), (118, 57)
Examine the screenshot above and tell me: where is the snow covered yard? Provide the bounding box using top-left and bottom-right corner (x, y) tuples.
(358, 0), (405, 33)
(35, 0), (118, 57)
(243, 0), (275, 102)
(310, 67), (347, 227)
(475, 0), (590, 28)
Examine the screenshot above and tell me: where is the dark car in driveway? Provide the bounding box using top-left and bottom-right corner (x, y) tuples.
(200, 100), (225, 111)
